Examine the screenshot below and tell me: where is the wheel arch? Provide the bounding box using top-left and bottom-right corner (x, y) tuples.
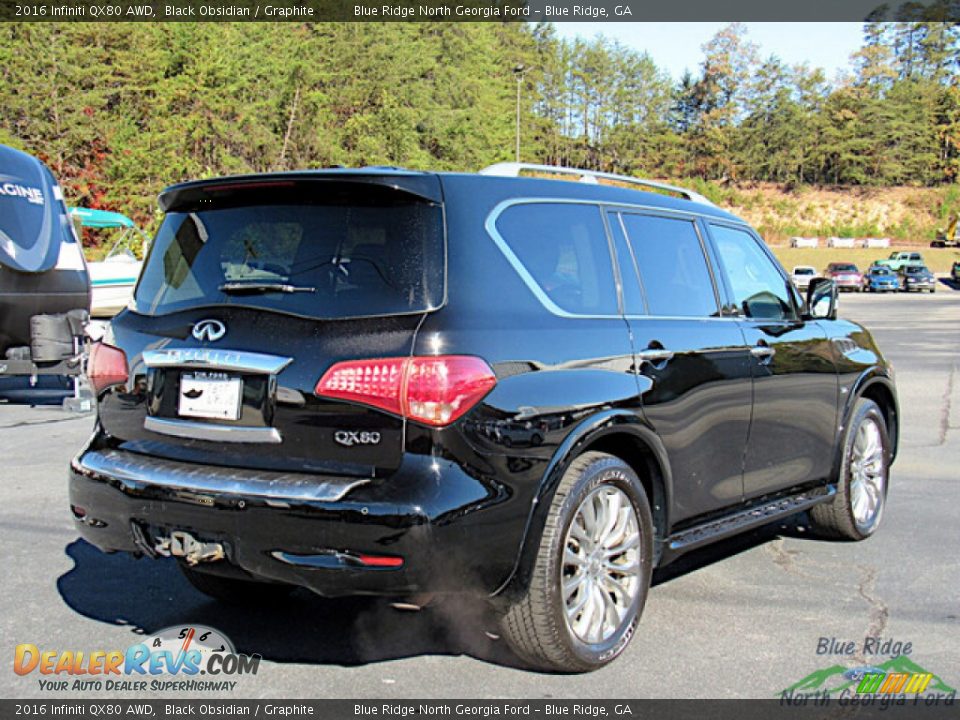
(492, 409), (671, 603)
(832, 372), (899, 483)
(851, 374), (899, 461)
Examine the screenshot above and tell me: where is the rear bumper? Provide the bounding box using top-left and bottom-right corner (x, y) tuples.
(69, 444), (512, 598)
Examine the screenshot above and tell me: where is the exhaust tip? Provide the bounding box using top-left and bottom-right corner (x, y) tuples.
(390, 602), (422, 612)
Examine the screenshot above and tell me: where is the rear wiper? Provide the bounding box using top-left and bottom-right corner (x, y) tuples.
(218, 282), (316, 294)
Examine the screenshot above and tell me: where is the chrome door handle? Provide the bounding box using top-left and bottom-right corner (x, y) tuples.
(750, 345), (776, 360)
(637, 348), (674, 365)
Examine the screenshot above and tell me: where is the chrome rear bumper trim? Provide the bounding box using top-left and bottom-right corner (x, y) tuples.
(144, 416), (282, 444)
(75, 448), (369, 503)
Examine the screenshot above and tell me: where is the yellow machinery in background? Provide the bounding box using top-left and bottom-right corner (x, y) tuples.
(933, 214), (959, 247)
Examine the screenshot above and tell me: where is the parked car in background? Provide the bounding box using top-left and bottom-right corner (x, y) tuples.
(824, 262), (864, 292)
(951, 261), (960, 283)
(790, 265), (819, 291)
(899, 265), (937, 293)
(70, 163), (899, 672)
(863, 265), (900, 293)
(876, 251), (924, 272)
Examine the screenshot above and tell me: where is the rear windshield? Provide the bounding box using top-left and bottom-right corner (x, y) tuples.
(133, 195), (444, 319)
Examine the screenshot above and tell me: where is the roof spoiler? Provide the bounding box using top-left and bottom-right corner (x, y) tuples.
(158, 171), (443, 212)
(478, 163), (715, 206)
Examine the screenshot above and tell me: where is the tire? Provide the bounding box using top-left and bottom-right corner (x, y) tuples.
(499, 452), (653, 672)
(809, 398), (890, 541)
(180, 564), (295, 605)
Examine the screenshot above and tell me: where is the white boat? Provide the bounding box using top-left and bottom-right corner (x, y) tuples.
(70, 207), (150, 317)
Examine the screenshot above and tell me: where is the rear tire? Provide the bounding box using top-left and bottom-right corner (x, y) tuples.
(180, 565), (295, 605)
(809, 399), (890, 541)
(499, 452), (653, 672)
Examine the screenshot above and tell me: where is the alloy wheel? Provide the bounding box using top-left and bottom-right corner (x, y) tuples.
(849, 417), (886, 532)
(561, 486), (641, 644)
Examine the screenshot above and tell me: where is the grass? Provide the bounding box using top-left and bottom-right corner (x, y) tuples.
(771, 246), (960, 274)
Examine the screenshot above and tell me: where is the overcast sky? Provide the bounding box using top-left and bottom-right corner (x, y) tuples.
(552, 23), (865, 81)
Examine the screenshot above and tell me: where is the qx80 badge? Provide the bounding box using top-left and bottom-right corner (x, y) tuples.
(334, 431), (382, 447)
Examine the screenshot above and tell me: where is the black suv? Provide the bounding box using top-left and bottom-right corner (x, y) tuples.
(71, 164), (898, 672)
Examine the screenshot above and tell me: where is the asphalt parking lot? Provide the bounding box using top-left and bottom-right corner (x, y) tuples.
(1, 290), (957, 699)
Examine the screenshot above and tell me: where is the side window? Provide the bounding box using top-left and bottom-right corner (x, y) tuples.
(495, 203), (618, 315)
(619, 214), (719, 317)
(710, 224), (797, 321)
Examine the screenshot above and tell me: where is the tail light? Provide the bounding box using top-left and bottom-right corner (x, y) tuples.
(87, 342), (128, 394)
(315, 355), (496, 427)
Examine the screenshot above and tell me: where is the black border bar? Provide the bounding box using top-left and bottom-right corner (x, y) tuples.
(1, 0), (959, 22)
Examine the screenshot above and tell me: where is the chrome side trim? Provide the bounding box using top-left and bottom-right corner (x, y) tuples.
(484, 199), (587, 319)
(144, 416), (282, 444)
(76, 448), (369, 503)
(484, 197), (749, 321)
(142, 348), (292, 375)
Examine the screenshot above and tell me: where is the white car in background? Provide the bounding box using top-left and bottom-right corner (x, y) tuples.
(790, 265), (820, 291)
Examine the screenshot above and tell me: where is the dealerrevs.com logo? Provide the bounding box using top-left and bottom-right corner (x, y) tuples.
(14, 625), (260, 692)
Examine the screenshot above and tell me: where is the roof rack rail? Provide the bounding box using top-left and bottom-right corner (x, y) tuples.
(478, 162), (715, 206)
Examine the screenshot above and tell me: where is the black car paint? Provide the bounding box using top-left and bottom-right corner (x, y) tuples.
(70, 169), (898, 602)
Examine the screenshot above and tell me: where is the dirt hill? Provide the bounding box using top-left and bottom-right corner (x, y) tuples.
(688, 180), (959, 246)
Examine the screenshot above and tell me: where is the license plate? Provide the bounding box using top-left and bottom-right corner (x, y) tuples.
(178, 372), (242, 420)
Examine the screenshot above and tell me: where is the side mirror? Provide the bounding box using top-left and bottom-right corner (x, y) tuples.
(805, 277), (837, 320)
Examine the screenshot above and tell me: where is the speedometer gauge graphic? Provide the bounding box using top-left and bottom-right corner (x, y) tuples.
(145, 625), (235, 667)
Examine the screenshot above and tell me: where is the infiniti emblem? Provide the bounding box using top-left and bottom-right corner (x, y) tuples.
(192, 319), (226, 342)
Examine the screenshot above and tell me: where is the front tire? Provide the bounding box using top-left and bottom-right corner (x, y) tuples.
(499, 452), (653, 672)
(809, 399), (890, 541)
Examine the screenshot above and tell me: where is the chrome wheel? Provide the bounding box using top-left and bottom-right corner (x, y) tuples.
(561, 486), (641, 644)
(849, 417), (886, 531)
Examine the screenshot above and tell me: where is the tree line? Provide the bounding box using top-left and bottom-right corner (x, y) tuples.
(0, 21), (957, 226)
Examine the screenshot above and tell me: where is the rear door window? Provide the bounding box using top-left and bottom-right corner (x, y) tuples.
(134, 188), (444, 319)
(494, 203), (619, 315)
(618, 213), (719, 317)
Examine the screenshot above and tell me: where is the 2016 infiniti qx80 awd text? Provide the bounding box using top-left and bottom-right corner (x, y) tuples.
(71, 163), (898, 672)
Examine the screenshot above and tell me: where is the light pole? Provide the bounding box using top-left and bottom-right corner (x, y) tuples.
(513, 64), (525, 163)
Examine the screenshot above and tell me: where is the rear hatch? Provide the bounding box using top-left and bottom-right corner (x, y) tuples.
(97, 173), (444, 477)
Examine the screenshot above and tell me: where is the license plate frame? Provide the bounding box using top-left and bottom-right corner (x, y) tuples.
(178, 371), (243, 421)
